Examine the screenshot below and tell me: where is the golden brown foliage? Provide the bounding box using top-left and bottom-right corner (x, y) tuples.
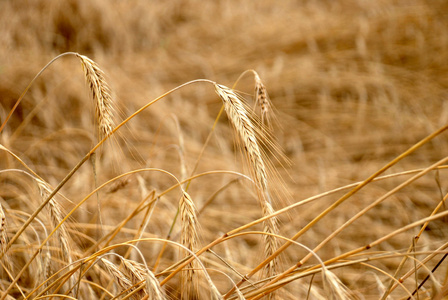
(1, 1), (448, 299)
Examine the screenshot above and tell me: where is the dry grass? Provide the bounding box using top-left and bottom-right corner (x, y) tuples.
(1, 0), (448, 299)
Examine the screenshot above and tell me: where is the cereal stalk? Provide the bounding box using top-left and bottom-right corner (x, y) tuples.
(214, 84), (279, 287)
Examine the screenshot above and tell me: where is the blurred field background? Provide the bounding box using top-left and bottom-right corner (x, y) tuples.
(1, 0), (448, 299)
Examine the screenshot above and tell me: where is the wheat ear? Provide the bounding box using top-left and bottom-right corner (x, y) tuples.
(36, 178), (81, 295)
(0, 203), (11, 269)
(36, 179), (73, 272)
(214, 84), (280, 282)
(260, 201), (280, 278)
(0, 204), (6, 254)
(214, 84), (269, 191)
(75, 54), (115, 140)
(121, 257), (165, 300)
(179, 191), (200, 299)
(101, 258), (134, 297)
(253, 72), (272, 128)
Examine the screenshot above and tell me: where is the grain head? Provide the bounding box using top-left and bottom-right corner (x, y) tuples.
(179, 191), (200, 299)
(121, 257), (165, 300)
(214, 83), (269, 193)
(101, 258), (134, 297)
(35, 179), (73, 265)
(254, 72), (273, 129)
(0, 203), (10, 268)
(76, 54), (115, 140)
